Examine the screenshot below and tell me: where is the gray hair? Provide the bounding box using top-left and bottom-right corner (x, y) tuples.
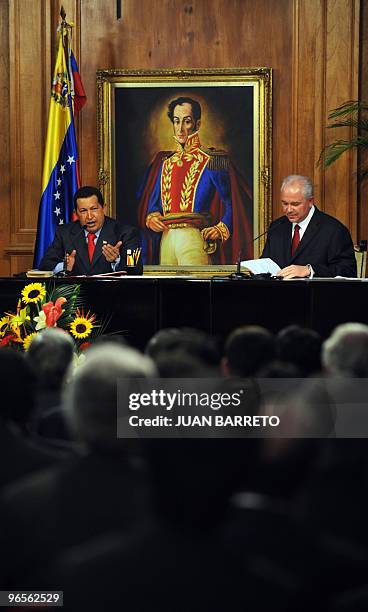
(322, 323), (368, 377)
(281, 175), (314, 199)
(63, 343), (157, 449)
(26, 328), (74, 390)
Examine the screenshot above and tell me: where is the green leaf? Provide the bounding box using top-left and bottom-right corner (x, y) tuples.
(328, 100), (368, 120)
(326, 119), (360, 129)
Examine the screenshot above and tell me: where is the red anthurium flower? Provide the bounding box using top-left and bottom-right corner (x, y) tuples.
(42, 297), (67, 327)
(0, 334), (17, 347)
(79, 342), (91, 352)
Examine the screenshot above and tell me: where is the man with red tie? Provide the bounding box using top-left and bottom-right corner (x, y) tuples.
(261, 175), (356, 278)
(39, 186), (142, 275)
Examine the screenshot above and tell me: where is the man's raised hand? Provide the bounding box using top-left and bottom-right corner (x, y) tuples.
(66, 249), (76, 272)
(102, 240), (122, 263)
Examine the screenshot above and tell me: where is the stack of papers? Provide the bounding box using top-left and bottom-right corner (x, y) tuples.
(240, 258), (281, 276)
(26, 270), (53, 278)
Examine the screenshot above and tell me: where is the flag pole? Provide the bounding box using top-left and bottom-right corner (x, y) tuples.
(33, 5), (86, 268)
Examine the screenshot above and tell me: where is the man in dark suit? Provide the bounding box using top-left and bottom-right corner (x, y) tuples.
(262, 175), (356, 278)
(39, 186), (142, 275)
(0, 343), (155, 585)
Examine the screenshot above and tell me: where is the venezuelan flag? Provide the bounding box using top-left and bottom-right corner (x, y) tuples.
(34, 22), (86, 268)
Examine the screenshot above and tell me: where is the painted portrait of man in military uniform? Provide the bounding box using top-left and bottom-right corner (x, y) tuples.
(112, 81), (261, 266)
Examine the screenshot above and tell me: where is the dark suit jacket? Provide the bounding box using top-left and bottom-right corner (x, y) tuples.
(261, 208), (356, 277)
(0, 423), (63, 491)
(0, 450), (150, 585)
(39, 216), (143, 275)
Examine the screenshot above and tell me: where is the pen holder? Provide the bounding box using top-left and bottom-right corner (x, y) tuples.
(126, 250), (135, 267)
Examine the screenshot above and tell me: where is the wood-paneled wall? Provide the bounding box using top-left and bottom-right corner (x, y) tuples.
(1, 0), (363, 274)
(0, 0), (11, 276)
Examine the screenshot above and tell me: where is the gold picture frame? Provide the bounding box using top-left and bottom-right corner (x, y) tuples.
(97, 68), (272, 273)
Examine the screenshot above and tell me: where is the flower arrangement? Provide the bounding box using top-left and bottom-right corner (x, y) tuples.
(0, 283), (103, 353)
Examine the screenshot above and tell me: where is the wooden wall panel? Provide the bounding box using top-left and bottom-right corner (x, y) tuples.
(2, 0), (363, 274)
(0, 0), (11, 276)
(290, 0), (359, 237)
(6, 0), (53, 273)
(290, 0), (325, 207)
(324, 0), (359, 235)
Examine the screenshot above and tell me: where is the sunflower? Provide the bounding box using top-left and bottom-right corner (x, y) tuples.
(23, 332), (37, 351)
(22, 283), (46, 305)
(70, 309), (97, 340)
(0, 316), (10, 338)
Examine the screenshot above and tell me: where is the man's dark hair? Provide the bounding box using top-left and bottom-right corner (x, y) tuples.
(73, 186), (104, 211)
(167, 97), (201, 124)
(276, 325), (322, 376)
(146, 327), (220, 367)
(224, 326), (275, 377)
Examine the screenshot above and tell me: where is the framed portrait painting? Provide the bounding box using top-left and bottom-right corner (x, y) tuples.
(97, 68), (272, 274)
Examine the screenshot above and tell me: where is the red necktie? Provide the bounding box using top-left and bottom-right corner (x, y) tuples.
(291, 224), (300, 256)
(87, 232), (96, 263)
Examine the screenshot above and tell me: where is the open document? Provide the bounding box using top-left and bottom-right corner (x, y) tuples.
(241, 258), (281, 276)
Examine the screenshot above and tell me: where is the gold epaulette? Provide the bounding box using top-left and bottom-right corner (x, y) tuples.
(204, 148), (229, 171)
(160, 150), (175, 160)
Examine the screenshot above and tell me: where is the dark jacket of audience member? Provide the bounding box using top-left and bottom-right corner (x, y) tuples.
(25, 328), (74, 443)
(0, 349), (62, 491)
(0, 344), (156, 585)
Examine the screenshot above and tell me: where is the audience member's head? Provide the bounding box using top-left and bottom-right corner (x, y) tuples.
(276, 325), (322, 376)
(0, 348), (36, 428)
(63, 343), (156, 451)
(248, 378), (329, 500)
(257, 360), (301, 378)
(223, 326), (275, 377)
(26, 328), (74, 391)
(145, 328), (182, 359)
(146, 327), (221, 368)
(155, 349), (216, 378)
(322, 322), (368, 377)
(92, 334), (128, 348)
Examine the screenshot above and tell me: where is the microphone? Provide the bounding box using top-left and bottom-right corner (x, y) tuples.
(71, 223), (89, 246)
(229, 216), (288, 280)
(253, 215), (289, 245)
(230, 251), (249, 280)
(55, 223), (88, 277)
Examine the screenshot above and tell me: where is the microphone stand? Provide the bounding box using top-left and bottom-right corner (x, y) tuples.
(227, 217), (289, 280)
(55, 252), (68, 277)
(229, 255), (250, 280)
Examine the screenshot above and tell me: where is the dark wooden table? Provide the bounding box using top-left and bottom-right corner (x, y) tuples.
(1, 277), (367, 349)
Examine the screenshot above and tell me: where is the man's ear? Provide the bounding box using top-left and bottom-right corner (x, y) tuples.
(195, 119), (201, 131)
